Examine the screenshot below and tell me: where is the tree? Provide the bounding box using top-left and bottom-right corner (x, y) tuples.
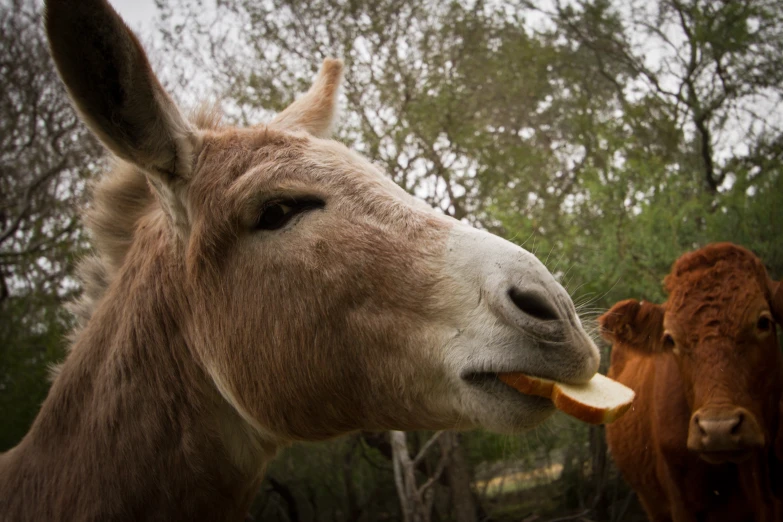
(391, 431), (478, 522)
(0, 0), (101, 450)
(2, 0), (776, 517)
(150, 0), (782, 519)
(551, 0), (783, 193)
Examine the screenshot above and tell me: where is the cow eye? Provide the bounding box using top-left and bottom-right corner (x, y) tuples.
(662, 332), (675, 349)
(757, 313), (773, 333)
(254, 198), (324, 231)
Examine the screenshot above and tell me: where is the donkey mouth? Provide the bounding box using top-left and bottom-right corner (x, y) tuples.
(461, 372), (553, 407)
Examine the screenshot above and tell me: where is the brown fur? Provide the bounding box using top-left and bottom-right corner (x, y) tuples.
(600, 243), (783, 522)
(0, 1), (457, 518)
(0, 85), (453, 522)
(0, 2), (606, 521)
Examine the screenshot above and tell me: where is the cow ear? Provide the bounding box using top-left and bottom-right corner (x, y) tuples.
(271, 59), (343, 138)
(770, 280), (783, 325)
(45, 0), (196, 231)
(599, 299), (666, 354)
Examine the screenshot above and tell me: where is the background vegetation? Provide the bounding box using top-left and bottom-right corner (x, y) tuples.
(1, 0), (781, 520)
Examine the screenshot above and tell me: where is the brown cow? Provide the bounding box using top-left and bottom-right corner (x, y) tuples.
(600, 243), (783, 522)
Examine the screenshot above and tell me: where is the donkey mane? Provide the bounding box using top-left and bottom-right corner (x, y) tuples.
(66, 106), (224, 338)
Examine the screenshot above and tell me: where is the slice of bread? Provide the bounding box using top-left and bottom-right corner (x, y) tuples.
(498, 372), (635, 425)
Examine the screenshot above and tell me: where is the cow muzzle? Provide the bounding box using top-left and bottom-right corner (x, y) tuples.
(687, 406), (766, 463)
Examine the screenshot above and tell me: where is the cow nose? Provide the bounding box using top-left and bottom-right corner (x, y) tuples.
(688, 407), (765, 454)
(694, 413), (742, 448)
(507, 287), (560, 322)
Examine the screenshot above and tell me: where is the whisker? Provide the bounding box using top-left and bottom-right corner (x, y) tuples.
(564, 271), (579, 292)
(551, 252), (567, 276)
(575, 294), (603, 306)
(568, 281), (590, 298)
(574, 276), (623, 312)
(544, 245), (555, 267)
(519, 231), (536, 248)
(560, 263), (575, 286)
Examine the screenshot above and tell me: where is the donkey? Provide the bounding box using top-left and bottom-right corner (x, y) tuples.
(0, 0), (600, 520)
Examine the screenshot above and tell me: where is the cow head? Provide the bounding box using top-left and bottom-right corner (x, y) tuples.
(600, 243), (783, 464)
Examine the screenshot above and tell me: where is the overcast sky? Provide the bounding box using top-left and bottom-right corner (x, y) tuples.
(111, 0), (158, 30)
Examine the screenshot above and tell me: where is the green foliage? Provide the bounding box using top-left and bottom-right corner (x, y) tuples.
(0, 294), (71, 450)
(0, 0), (100, 451)
(253, 436), (401, 521)
(2, 0), (782, 519)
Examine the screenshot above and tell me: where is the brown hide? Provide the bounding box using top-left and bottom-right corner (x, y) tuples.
(0, 1), (602, 520)
(601, 243), (783, 522)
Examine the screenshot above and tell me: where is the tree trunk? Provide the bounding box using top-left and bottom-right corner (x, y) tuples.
(266, 477), (299, 522)
(391, 431), (432, 522)
(391, 431), (455, 522)
(442, 432), (478, 522)
(589, 425), (610, 520)
(343, 437), (360, 521)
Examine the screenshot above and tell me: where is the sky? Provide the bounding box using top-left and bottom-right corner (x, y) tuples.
(51, 0), (782, 181)
(111, 0), (158, 31)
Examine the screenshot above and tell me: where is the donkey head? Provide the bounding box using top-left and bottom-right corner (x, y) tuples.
(46, 0), (599, 442)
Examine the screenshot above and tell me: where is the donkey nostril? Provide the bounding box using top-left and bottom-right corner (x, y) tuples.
(507, 287), (559, 321)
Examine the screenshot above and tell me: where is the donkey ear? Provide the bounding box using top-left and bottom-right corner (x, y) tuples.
(45, 0), (196, 183)
(271, 59), (343, 138)
(599, 299), (666, 354)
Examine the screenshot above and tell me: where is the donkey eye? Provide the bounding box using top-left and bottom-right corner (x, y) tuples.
(757, 314), (773, 333)
(255, 198), (324, 231)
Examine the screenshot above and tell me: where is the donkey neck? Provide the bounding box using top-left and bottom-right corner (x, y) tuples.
(1, 222), (273, 521)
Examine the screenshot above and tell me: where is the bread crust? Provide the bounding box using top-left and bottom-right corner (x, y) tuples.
(498, 372), (635, 425)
